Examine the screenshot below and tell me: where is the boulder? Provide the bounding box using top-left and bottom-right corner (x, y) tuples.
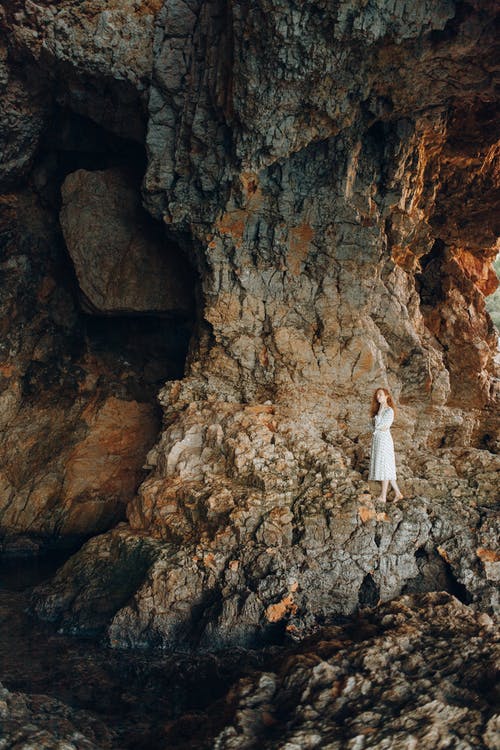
(60, 167), (194, 315)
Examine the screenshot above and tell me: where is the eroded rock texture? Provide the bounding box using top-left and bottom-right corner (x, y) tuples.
(0, 1), (499, 646)
(212, 593), (499, 750)
(3, 594), (499, 750)
(0, 184), (179, 540)
(59, 167), (194, 315)
(0, 681), (115, 749)
(0, 4), (196, 541)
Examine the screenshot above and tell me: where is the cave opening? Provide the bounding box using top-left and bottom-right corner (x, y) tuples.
(31, 105), (199, 400)
(415, 238), (446, 308)
(81, 312), (194, 403)
(402, 547), (473, 604)
(485, 250), (500, 351)
(358, 573), (380, 608)
(0, 105), (201, 548)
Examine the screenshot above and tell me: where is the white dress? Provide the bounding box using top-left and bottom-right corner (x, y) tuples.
(369, 406), (397, 481)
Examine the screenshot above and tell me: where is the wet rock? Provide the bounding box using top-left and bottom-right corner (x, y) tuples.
(0, 681), (114, 749)
(212, 593), (499, 750)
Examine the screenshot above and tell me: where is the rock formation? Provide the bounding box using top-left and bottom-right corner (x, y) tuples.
(0, 5), (196, 541)
(0, 182), (189, 541)
(0, 681), (115, 749)
(0, 0), (498, 650)
(59, 167), (194, 315)
(212, 593), (500, 750)
(2, 593), (498, 749)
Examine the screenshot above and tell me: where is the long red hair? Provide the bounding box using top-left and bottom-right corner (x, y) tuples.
(370, 388), (396, 418)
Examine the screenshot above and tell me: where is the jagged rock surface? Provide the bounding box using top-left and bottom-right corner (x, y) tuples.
(0, 181), (186, 540)
(0, 681), (114, 749)
(0, 1), (499, 647)
(31, 465), (499, 648)
(212, 593), (499, 750)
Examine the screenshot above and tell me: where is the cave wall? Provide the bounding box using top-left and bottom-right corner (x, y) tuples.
(0, 1), (498, 643)
(0, 180), (167, 540)
(0, 4), (196, 542)
(140, 0), (499, 416)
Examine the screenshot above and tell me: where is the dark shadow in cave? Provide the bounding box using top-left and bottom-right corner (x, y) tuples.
(34, 105), (149, 201)
(30, 105), (199, 398)
(82, 312), (194, 403)
(402, 547), (472, 604)
(415, 238), (446, 307)
(358, 573), (380, 608)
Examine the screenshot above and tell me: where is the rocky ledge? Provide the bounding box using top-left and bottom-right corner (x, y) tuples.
(2, 593), (499, 749)
(31, 463), (499, 648)
(211, 593), (499, 750)
(0, 681), (115, 750)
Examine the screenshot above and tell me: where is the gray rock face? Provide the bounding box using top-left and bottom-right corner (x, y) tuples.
(0, 44), (48, 186)
(1, 0), (160, 142)
(31, 481), (499, 649)
(60, 167), (194, 314)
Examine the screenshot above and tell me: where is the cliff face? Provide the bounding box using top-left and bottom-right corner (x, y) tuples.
(0, 2), (498, 646)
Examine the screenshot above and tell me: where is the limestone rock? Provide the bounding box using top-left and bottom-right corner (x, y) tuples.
(31, 464), (499, 646)
(32, 526), (160, 637)
(1, 0), (499, 653)
(0, 43), (48, 186)
(0, 188), (176, 540)
(1, 0), (162, 141)
(59, 167), (194, 315)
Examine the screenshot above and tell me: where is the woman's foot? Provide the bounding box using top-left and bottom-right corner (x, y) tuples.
(394, 493), (404, 502)
(376, 495), (387, 503)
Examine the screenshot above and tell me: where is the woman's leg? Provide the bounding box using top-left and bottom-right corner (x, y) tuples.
(390, 479), (403, 499)
(377, 480), (389, 502)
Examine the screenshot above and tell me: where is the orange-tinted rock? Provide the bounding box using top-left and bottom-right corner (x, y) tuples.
(1, 0), (499, 651)
(59, 397), (159, 535)
(0, 187), (172, 539)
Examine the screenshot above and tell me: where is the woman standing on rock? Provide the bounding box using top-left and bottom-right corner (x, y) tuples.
(369, 388), (404, 503)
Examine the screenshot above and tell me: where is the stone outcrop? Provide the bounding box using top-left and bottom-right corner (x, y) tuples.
(0, 178), (188, 542)
(3, 593), (498, 750)
(0, 681), (115, 749)
(0, 44), (49, 187)
(0, 1), (498, 648)
(31, 459), (499, 647)
(212, 593), (499, 750)
(0, 0), (161, 144)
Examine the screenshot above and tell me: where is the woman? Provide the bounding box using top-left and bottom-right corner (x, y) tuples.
(368, 388), (403, 503)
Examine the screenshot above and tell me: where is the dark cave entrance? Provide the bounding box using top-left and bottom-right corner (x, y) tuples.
(82, 312), (194, 403)
(0, 106), (202, 548)
(32, 106), (199, 401)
